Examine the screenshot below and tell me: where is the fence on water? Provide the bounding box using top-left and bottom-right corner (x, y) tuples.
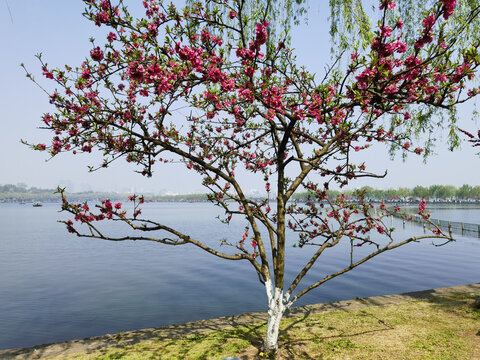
(391, 211), (480, 238)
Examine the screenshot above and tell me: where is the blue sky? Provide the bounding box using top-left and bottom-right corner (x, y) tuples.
(1, 1), (479, 194)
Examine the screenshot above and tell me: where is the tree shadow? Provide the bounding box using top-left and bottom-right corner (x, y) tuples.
(0, 314), (267, 360)
(275, 307), (395, 360)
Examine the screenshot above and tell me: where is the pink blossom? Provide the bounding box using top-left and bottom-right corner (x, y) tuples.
(418, 199), (426, 214)
(147, 22), (158, 35)
(433, 73), (448, 83)
(380, 26), (393, 38)
(82, 68), (91, 79)
(81, 145), (92, 153)
(221, 78), (235, 92)
(370, 38), (395, 57)
(205, 65), (223, 82)
(95, 11), (110, 26)
(104, 200), (113, 210)
(235, 47), (255, 61)
(229, 10), (237, 19)
(414, 35), (433, 50)
(43, 114), (52, 124)
(107, 32), (117, 42)
(244, 66), (254, 77)
(240, 230), (248, 242)
(395, 41), (407, 53)
(200, 29), (212, 43)
(255, 21), (269, 46)
(127, 61), (145, 82)
(100, 0), (110, 11)
(385, 84), (398, 95)
(422, 13), (436, 30)
(90, 47), (104, 61)
(42, 66), (54, 79)
(405, 56), (422, 67)
(380, 0), (396, 10)
(441, 0), (456, 19)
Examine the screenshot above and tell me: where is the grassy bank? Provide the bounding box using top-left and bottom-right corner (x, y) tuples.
(43, 292), (479, 360)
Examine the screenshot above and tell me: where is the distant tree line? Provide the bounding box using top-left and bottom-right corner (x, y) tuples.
(0, 184), (121, 202)
(0, 183), (56, 194)
(0, 184), (209, 203)
(2, 183), (480, 203)
(293, 184), (480, 201)
(148, 193), (208, 201)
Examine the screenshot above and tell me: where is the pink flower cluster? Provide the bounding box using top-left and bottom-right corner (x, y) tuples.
(441, 0), (456, 19)
(379, 0), (396, 10)
(90, 47), (104, 62)
(255, 21), (269, 46)
(418, 199), (426, 214)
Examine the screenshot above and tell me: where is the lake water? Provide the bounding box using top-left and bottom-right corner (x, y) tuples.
(429, 207), (480, 224)
(0, 202), (479, 350)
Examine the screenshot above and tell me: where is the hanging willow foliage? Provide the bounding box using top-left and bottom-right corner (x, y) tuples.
(184, 0), (480, 151)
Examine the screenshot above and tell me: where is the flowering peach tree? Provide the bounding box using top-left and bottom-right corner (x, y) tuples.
(26, 0), (480, 353)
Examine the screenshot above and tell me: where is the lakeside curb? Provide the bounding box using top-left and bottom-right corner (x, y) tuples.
(1, 283), (479, 359)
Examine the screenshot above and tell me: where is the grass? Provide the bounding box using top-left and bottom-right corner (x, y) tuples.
(47, 292), (479, 360)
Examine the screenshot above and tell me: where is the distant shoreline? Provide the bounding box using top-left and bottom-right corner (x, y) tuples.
(3, 196), (480, 205)
(2, 183), (480, 204)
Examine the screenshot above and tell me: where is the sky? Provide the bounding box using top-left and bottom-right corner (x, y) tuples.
(1, 1), (479, 194)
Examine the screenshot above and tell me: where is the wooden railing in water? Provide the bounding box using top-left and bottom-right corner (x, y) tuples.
(390, 211), (480, 238)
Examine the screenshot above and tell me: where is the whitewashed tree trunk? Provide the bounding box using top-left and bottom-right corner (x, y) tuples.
(263, 280), (289, 352)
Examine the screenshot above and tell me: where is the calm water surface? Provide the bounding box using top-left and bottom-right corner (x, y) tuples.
(429, 207), (480, 224)
(0, 202), (479, 349)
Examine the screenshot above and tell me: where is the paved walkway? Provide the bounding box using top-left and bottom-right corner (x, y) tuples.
(1, 283), (479, 359)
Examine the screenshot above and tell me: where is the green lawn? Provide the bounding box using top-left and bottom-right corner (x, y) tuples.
(49, 293), (480, 360)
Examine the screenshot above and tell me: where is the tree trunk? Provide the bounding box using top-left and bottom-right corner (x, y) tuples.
(263, 280), (287, 353)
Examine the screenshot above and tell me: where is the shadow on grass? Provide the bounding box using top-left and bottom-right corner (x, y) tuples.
(91, 322), (266, 360)
(427, 292), (480, 317)
(276, 307), (396, 360)
(99, 289), (480, 359)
